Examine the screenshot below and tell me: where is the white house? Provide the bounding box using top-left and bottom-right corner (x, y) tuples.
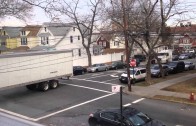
(31, 23), (94, 65)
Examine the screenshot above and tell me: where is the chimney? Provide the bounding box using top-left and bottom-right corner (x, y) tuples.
(180, 23), (184, 27)
(187, 22), (191, 26)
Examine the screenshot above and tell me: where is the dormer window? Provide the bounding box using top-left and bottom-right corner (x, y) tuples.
(73, 27), (75, 31)
(44, 27), (47, 32)
(3, 31), (6, 35)
(21, 31), (26, 36)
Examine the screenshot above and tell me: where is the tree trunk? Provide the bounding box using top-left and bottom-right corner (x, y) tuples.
(145, 55), (153, 85)
(86, 48), (92, 66)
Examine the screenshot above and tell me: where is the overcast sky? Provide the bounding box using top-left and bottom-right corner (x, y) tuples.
(0, 0), (196, 27)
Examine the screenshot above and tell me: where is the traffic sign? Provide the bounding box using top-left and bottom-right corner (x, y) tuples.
(130, 59), (136, 67)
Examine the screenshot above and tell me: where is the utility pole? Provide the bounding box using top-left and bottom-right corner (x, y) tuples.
(122, 0), (131, 91)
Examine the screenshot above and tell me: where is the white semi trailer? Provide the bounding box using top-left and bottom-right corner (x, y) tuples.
(0, 50), (73, 91)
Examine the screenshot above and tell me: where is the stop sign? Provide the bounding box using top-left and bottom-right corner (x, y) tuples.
(130, 59), (136, 67)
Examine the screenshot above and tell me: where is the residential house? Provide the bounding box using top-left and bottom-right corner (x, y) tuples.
(0, 26), (23, 50)
(91, 32), (111, 55)
(34, 22), (93, 60)
(169, 22), (196, 50)
(18, 25), (41, 48)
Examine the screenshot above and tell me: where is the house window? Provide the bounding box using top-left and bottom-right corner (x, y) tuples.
(1, 42), (6, 46)
(44, 27), (47, 32)
(70, 36), (73, 43)
(99, 41), (102, 46)
(73, 27), (75, 31)
(103, 42), (106, 47)
(21, 31), (26, 36)
(78, 35), (80, 40)
(78, 49), (81, 56)
(21, 38), (27, 45)
(41, 37), (49, 45)
(114, 41), (119, 46)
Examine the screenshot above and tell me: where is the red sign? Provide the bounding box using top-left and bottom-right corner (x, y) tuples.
(130, 59), (136, 67)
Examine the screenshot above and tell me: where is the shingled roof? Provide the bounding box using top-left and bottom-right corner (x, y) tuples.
(21, 25), (41, 37)
(3, 27), (23, 38)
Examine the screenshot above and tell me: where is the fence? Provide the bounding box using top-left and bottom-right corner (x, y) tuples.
(73, 52), (124, 66)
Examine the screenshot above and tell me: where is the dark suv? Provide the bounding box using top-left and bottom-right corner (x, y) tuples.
(167, 61), (185, 73)
(88, 107), (165, 126)
(110, 61), (125, 70)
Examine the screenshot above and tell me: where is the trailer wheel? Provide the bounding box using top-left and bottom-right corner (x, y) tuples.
(49, 80), (59, 89)
(38, 82), (49, 91)
(26, 84), (37, 90)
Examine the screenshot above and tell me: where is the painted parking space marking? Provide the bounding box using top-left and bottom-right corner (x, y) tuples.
(103, 78), (119, 82)
(70, 78), (119, 86)
(35, 93), (116, 121)
(61, 83), (113, 93)
(84, 74), (112, 80)
(0, 82), (117, 122)
(123, 103), (132, 107)
(132, 98), (145, 104)
(0, 108), (37, 121)
(110, 75), (119, 77)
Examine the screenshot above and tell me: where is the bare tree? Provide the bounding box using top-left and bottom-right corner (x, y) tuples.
(0, 0), (33, 19)
(105, 0), (186, 85)
(32, 0), (104, 66)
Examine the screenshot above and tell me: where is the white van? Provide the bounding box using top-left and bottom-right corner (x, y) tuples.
(119, 67), (146, 84)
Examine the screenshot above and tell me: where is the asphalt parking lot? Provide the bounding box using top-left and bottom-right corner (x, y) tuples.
(1, 60), (196, 126)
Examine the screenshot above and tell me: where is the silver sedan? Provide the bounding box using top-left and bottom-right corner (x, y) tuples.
(87, 63), (109, 72)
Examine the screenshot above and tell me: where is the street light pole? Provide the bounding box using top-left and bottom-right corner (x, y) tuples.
(122, 0), (131, 91)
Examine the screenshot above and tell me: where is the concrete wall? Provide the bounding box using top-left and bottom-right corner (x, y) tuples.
(73, 52), (124, 66)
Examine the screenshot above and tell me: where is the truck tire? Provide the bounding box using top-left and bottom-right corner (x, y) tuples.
(38, 82), (49, 91)
(49, 80), (59, 89)
(26, 84), (37, 90)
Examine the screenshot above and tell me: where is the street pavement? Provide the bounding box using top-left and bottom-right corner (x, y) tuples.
(0, 59), (196, 126)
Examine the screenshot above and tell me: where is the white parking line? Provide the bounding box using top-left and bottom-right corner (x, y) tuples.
(84, 74), (112, 79)
(35, 93), (116, 121)
(103, 78), (119, 82)
(91, 73), (105, 76)
(61, 83), (113, 93)
(70, 78), (119, 86)
(123, 103), (132, 107)
(132, 98), (145, 104)
(0, 108), (37, 121)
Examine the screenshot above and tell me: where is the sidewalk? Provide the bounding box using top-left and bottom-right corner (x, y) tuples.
(123, 73), (196, 100)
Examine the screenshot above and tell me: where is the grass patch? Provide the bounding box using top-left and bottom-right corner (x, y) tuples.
(135, 69), (196, 87)
(153, 95), (196, 105)
(162, 78), (196, 94)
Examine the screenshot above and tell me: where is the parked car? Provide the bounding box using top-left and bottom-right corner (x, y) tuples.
(167, 61), (185, 73)
(186, 53), (195, 59)
(151, 64), (169, 78)
(87, 63), (109, 72)
(110, 61), (126, 70)
(179, 54), (189, 60)
(186, 49), (195, 53)
(172, 55), (179, 61)
(73, 66), (87, 75)
(88, 107), (165, 126)
(184, 61), (195, 70)
(119, 67), (146, 84)
(134, 54), (146, 62)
